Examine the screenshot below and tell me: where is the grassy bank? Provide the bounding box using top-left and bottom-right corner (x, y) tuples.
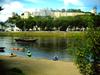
(0, 31), (85, 38)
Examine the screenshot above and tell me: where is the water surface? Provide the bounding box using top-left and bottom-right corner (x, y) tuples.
(0, 37), (73, 61)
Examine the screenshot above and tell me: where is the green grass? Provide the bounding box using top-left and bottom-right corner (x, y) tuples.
(0, 31), (85, 38)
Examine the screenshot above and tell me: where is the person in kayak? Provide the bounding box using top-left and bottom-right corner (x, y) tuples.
(27, 50), (32, 57)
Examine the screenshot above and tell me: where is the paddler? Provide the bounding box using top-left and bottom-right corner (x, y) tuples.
(27, 50), (32, 57)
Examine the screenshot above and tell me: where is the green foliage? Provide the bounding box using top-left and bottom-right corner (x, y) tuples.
(0, 6), (3, 11)
(5, 14), (100, 31)
(8, 67), (25, 75)
(74, 19), (100, 75)
(93, 15), (100, 27)
(67, 9), (82, 12)
(75, 45), (94, 75)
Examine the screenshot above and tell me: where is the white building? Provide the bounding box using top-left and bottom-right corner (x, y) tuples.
(91, 6), (97, 15)
(20, 8), (95, 18)
(5, 24), (21, 32)
(21, 8), (52, 18)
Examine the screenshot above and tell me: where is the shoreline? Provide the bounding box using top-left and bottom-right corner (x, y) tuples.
(0, 55), (81, 75)
(0, 31), (85, 38)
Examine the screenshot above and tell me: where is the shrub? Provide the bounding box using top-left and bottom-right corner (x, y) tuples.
(75, 25), (100, 75)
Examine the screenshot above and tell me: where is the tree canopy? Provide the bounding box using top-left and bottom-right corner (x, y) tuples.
(0, 6), (3, 11)
(5, 13), (100, 31)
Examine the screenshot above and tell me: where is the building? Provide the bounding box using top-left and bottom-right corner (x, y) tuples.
(21, 8), (52, 18)
(5, 24), (21, 32)
(20, 7), (96, 18)
(91, 6), (97, 15)
(21, 11), (32, 19)
(51, 11), (86, 18)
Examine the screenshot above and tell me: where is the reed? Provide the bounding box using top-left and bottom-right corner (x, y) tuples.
(0, 31), (85, 38)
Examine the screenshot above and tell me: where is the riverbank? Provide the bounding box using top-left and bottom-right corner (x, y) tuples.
(0, 55), (81, 75)
(0, 31), (85, 38)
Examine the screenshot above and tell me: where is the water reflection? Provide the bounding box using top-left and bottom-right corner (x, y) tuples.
(0, 37), (72, 61)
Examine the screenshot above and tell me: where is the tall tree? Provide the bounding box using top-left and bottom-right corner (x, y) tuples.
(0, 6), (3, 11)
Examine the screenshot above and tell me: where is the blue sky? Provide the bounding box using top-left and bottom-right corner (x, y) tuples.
(0, 0), (100, 21)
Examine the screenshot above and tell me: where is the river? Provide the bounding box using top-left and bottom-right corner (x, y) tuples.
(0, 37), (73, 61)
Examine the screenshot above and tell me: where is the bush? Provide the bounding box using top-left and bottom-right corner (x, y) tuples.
(75, 26), (100, 75)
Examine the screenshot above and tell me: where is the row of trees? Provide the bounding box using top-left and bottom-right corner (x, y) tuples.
(6, 13), (100, 31)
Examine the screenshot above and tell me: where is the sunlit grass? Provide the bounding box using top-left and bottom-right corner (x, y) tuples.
(0, 31), (85, 38)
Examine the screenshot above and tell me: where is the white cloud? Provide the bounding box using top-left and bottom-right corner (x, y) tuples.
(63, 0), (85, 10)
(26, 0), (47, 3)
(27, 0), (43, 3)
(3, 1), (23, 12)
(64, 0), (83, 6)
(26, 0), (39, 3)
(0, 1), (24, 22)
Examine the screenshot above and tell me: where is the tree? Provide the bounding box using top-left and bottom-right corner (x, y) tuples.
(25, 17), (36, 30)
(67, 9), (82, 12)
(61, 9), (66, 12)
(0, 6), (3, 11)
(93, 15), (100, 27)
(0, 22), (6, 31)
(75, 16), (100, 75)
(7, 13), (20, 24)
(16, 19), (26, 31)
(98, 12), (100, 15)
